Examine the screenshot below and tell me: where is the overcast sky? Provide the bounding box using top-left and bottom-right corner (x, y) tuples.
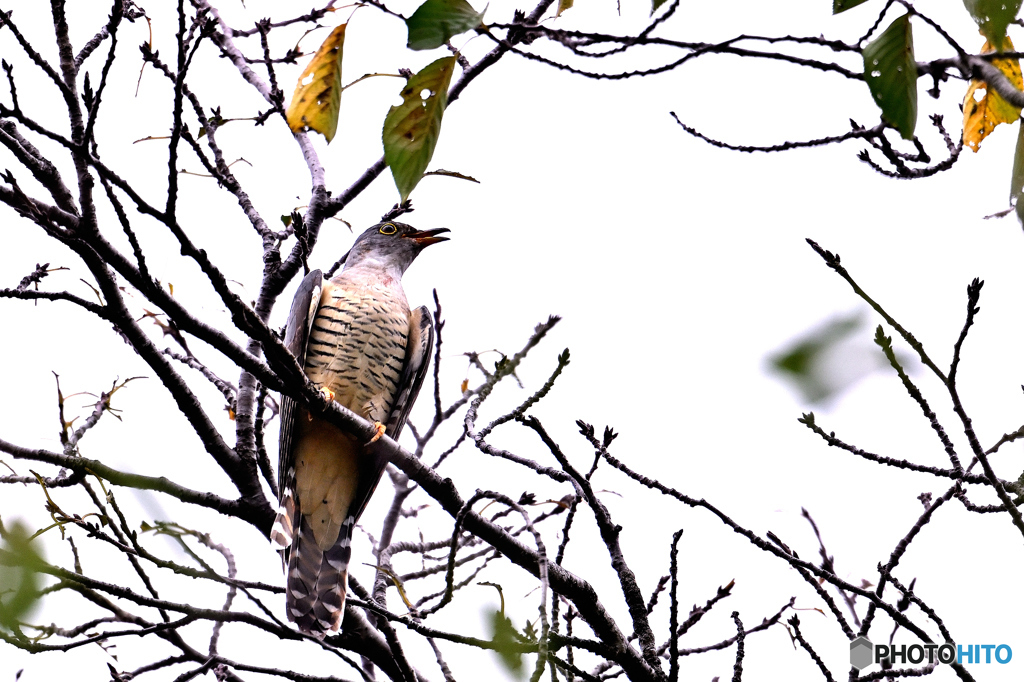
(3, 0), (1024, 680)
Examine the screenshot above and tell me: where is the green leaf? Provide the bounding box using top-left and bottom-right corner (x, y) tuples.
(863, 13), (917, 139)
(406, 0), (484, 51)
(1013, 121), (1024, 225)
(383, 57), (457, 202)
(768, 314), (866, 404)
(557, 0), (573, 16)
(833, 0), (869, 13)
(1013, 120), (1024, 203)
(963, 0), (1023, 51)
(489, 610), (524, 676)
(651, 0), (669, 15)
(0, 521), (44, 631)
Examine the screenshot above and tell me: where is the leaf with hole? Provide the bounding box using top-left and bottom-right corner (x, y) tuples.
(963, 37), (1022, 152)
(862, 13), (917, 139)
(383, 57), (457, 202)
(285, 24), (347, 142)
(406, 0), (484, 51)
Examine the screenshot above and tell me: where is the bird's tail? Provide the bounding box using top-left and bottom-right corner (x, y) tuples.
(270, 484), (297, 555)
(285, 515), (354, 635)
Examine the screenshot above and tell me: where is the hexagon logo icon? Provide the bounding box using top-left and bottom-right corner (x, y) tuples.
(850, 636), (874, 670)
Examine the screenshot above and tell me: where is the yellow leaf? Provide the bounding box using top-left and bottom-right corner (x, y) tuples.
(963, 36), (1022, 152)
(286, 24), (347, 143)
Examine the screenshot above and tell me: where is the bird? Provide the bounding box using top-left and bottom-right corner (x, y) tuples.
(271, 220), (449, 634)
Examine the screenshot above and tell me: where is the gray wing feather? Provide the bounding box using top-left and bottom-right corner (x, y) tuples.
(386, 306), (435, 438)
(274, 270), (323, 544)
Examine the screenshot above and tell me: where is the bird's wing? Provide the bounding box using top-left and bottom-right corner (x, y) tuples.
(346, 305), (435, 524)
(386, 305), (435, 439)
(271, 269), (323, 549)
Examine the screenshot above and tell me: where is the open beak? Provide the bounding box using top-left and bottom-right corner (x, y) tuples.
(404, 227), (451, 247)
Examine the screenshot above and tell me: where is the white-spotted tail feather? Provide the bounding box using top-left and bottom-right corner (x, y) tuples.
(270, 482), (297, 550)
(285, 515), (354, 634)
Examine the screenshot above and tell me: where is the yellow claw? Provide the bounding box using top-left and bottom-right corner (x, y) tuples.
(366, 421), (386, 445)
(320, 386), (336, 402)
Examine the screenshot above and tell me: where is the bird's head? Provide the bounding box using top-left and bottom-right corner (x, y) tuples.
(344, 221), (450, 275)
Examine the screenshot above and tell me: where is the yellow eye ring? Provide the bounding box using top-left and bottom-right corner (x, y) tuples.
(379, 223), (397, 235)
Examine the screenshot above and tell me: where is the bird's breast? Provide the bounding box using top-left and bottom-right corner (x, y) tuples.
(303, 279), (410, 421)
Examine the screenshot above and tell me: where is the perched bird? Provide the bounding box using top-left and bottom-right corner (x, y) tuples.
(272, 220), (449, 634)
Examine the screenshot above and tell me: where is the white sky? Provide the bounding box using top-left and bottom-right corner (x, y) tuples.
(2, 0), (1024, 680)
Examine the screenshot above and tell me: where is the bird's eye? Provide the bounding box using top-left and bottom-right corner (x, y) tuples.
(379, 223), (397, 235)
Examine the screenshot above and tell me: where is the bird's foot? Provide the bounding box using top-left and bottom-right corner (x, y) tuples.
(365, 421), (386, 445)
(319, 386), (336, 402)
